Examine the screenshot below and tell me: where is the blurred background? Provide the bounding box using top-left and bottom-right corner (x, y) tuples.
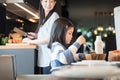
(0, 0), (120, 59)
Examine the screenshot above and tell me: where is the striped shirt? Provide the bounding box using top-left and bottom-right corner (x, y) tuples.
(50, 42), (83, 72)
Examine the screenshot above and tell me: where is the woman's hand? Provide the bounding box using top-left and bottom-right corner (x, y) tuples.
(27, 32), (37, 39)
(22, 38), (36, 45)
(76, 35), (86, 45)
(22, 38), (31, 44)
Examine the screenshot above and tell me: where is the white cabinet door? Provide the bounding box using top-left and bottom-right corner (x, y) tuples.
(114, 6), (120, 49)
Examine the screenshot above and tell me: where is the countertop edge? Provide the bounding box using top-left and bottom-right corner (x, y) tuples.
(0, 45), (37, 49)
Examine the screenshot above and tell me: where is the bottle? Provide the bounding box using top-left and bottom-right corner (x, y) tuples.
(94, 36), (103, 54)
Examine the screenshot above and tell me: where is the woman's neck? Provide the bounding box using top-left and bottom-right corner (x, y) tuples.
(45, 11), (50, 17)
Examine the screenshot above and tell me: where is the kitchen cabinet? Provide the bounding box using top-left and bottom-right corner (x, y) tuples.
(0, 44), (37, 75)
(114, 6), (120, 49)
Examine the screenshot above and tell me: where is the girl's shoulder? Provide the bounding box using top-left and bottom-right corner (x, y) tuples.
(52, 42), (61, 46)
(52, 42), (65, 51)
(52, 42), (64, 48)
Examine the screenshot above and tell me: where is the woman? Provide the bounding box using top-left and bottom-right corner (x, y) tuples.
(48, 17), (86, 73)
(23, 0), (60, 74)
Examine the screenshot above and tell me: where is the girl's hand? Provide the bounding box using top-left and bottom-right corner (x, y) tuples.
(76, 35), (86, 45)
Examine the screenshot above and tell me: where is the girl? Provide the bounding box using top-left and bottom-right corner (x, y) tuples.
(48, 17), (86, 72)
(23, 0), (60, 74)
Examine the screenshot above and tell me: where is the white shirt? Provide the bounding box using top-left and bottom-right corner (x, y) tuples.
(37, 12), (59, 67)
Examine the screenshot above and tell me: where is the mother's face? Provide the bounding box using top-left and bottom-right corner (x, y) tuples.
(41, 0), (56, 12)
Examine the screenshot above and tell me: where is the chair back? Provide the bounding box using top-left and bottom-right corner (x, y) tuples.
(0, 55), (16, 80)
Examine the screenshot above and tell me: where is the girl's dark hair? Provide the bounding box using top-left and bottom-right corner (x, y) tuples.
(48, 17), (74, 49)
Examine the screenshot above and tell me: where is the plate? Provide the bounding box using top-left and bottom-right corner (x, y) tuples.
(71, 62), (88, 66)
(72, 60), (109, 66)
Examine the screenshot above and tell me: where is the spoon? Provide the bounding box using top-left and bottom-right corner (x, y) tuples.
(85, 43), (95, 53)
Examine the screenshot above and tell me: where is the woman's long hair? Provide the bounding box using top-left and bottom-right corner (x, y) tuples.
(48, 17), (74, 49)
(35, 0), (62, 32)
(39, 1), (55, 25)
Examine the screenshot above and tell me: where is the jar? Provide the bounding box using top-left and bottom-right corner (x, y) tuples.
(94, 36), (103, 54)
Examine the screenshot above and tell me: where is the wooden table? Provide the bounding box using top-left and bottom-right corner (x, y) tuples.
(16, 62), (120, 80)
(16, 74), (120, 80)
(16, 75), (104, 80)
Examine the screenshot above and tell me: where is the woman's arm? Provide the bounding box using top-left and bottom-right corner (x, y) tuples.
(22, 38), (49, 45)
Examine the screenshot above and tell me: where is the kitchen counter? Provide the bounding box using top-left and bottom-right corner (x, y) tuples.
(0, 43), (38, 74)
(0, 43), (37, 49)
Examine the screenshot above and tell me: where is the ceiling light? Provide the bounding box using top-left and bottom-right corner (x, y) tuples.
(14, 3), (39, 19)
(28, 19), (38, 23)
(16, 19), (24, 23)
(3, 3), (7, 6)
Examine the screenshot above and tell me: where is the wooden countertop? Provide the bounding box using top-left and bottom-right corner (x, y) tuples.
(0, 43), (37, 49)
